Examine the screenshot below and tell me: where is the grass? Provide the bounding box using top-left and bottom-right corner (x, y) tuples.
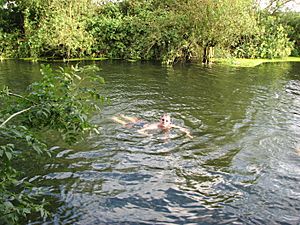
(214, 57), (300, 67)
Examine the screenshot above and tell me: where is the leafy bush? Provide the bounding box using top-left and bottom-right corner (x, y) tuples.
(13, 0), (96, 58)
(0, 29), (20, 58)
(280, 12), (300, 57)
(0, 127), (50, 224)
(89, 1), (191, 63)
(233, 16), (293, 59)
(0, 64), (105, 224)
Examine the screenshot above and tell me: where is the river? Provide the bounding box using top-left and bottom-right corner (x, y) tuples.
(1, 60), (300, 224)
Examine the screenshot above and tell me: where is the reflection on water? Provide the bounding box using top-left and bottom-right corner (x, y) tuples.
(1, 61), (300, 224)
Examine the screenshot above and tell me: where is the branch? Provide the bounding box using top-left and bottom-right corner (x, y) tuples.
(7, 92), (37, 104)
(264, 0), (294, 14)
(0, 106), (34, 128)
(265, 0), (277, 10)
(272, 0), (294, 14)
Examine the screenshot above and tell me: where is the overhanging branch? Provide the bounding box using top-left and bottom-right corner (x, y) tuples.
(0, 106), (34, 128)
(7, 92), (37, 104)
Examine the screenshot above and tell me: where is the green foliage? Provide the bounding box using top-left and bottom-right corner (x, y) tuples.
(89, 1), (190, 63)
(89, 0), (260, 63)
(180, 0), (257, 63)
(0, 0), (297, 62)
(0, 64), (105, 224)
(279, 12), (300, 56)
(91, 1), (195, 63)
(233, 15), (293, 59)
(0, 0), (23, 57)
(0, 29), (20, 58)
(0, 0), (96, 58)
(0, 1), (23, 33)
(25, 0), (95, 58)
(183, 0), (256, 47)
(0, 127), (49, 224)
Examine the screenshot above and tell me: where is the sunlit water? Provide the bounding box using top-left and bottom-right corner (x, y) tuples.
(1, 60), (300, 224)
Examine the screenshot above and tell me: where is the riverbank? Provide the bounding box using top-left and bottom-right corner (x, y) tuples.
(214, 57), (300, 67)
(1, 56), (300, 67)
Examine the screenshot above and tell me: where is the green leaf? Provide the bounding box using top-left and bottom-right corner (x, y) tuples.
(22, 208), (31, 214)
(74, 74), (82, 80)
(4, 201), (14, 209)
(32, 143), (42, 154)
(5, 151), (12, 160)
(25, 136), (32, 143)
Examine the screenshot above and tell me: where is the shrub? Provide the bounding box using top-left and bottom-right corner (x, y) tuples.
(233, 16), (293, 59)
(0, 29), (20, 58)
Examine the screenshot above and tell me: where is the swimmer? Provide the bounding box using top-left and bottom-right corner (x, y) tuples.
(112, 113), (193, 138)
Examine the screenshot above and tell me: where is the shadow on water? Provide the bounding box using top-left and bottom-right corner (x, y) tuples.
(1, 60), (300, 224)
(0, 60), (42, 92)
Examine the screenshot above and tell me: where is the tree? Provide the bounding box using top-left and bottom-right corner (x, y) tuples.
(279, 11), (300, 56)
(233, 14), (293, 59)
(25, 0), (96, 58)
(0, 0), (96, 58)
(180, 0), (257, 64)
(257, 0), (299, 14)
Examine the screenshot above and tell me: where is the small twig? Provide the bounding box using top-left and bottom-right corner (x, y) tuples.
(8, 92), (37, 104)
(0, 106), (34, 128)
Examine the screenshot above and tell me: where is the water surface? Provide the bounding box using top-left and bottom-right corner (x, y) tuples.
(1, 60), (300, 224)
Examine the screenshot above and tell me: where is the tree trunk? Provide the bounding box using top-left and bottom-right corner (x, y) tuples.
(202, 46), (208, 64)
(202, 46), (214, 64)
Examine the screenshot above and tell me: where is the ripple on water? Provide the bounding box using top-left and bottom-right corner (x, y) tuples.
(22, 62), (300, 225)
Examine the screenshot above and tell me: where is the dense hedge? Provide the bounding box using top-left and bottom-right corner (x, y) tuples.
(0, 0), (298, 63)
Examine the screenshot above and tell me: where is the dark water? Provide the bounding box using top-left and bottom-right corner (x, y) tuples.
(1, 60), (300, 225)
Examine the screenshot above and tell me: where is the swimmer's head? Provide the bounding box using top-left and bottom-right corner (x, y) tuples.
(159, 113), (171, 128)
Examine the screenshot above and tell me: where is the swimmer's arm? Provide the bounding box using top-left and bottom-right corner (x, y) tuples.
(137, 127), (151, 136)
(172, 125), (193, 138)
(137, 124), (156, 136)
